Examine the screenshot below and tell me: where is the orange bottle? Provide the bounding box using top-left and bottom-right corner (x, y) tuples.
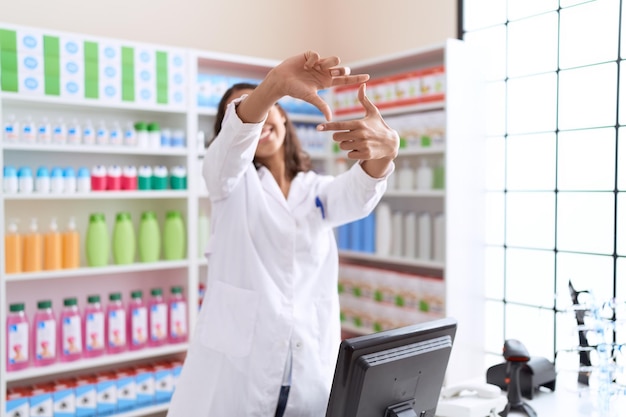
(44, 218), (62, 270)
(62, 217), (80, 269)
(4, 219), (22, 274)
(23, 218), (43, 272)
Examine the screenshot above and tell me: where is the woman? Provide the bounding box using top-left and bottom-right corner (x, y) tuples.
(167, 51), (399, 417)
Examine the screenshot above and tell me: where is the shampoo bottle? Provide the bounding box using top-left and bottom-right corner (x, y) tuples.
(5, 219), (22, 274)
(83, 295), (105, 358)
(23, 218), (43, 272)
(148, 288), (168, 347)
(62, 217), (80, 269)
(112, 212), (136, 265)
(106, 293), (127, 354)
(163, 211), (186, 260)
(59, 297), (83, 362)
(86, 213), (109, 267)
(168, 286), (188, 343)
(6, 303), (29, 371)
(32, 300), (57, 366)
(43, 218), (62, 271)
(138, 211), (160, 262)
(128, 290), (148, 351)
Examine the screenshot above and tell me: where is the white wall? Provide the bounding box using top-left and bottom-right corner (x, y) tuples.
(0, 0), (457, 62)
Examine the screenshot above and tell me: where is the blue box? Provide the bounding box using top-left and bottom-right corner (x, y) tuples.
(134, 366), (155, 407)
(116, 371), (137, 412)
(154, 363), (174, 404)
(6, 392), (30, 417)
(75, 379), (97, 417)
(96, 375), (117, 416)
(30, 388), (53, 417)
(53, 383), (76, 417)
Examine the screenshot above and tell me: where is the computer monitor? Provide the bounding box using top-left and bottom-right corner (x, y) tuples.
(325, 317), (457, 417)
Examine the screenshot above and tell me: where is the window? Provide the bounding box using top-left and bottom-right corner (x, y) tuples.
(461, 0), (625, 372)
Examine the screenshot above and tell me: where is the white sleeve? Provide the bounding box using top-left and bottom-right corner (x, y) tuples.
(202, 97), (266, 201)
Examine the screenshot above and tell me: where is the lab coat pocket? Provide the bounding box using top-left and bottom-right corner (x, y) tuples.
(200, 280), (259, 357)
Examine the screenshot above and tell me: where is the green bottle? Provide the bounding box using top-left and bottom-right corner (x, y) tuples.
(112, 212), (136, 265)
(86, 213), (109, 267)
(163, 211), (186, 260)
(138, 211), (160, 262)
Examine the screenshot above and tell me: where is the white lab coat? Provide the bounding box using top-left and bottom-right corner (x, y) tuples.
(167, 99), (391, 417)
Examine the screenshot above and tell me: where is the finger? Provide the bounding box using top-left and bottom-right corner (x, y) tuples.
(331, 74), (370, 86)
(318, 56), (341, 70)
(317, 120), (360, 132)
(329, 67), (350, 77)
(358, 83), (378, 116)
(307, 94), (332, 121)
(303, 50), (321, 69)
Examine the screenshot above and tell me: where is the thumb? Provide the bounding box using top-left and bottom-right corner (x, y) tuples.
(358, 83), (378, 116)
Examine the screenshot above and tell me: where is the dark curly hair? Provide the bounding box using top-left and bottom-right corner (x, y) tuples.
(212, 82), (312, 181)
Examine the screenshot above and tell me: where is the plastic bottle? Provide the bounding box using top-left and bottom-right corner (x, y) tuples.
(76, 167), (91, 193)
(123, 122), (137, 146)
(35, 166), (51, 193)
(198, 211), (210, 258)
(169, 166), (187, 190)
(168, 286), (188, 343)
(418, 212), (432, 260)
(127, 290), (148, 351)
(50, 167), (65, 194)
(138, 211), (160, 262)
(32, 300), (57, 366)
(148, 288), (168, 347)
(171, 129), (185, 148)
(17, 166), (34, 193)
(404, 212), (417, 258)
(397, 160), (414, 190)
(86, 213), (109, 267)
(163, 211), (186, 260)
(67, 118), (82, 145)
(147, 122), (161, 148)
(106, 293), (127, 354)
(121, 165), (138, 190)
(83, 119), (96, 145)
(83, 295), (105, 358)
(43, 218), (62, 271)
(52, 118), (67, 144)
(106, 165), (122, 191)
(21, 115), (36, 143)
(138, 165), (152, 190)
(23, 218), (43, 272)
(416, 159), (433, 190)
(109, 121), (122, 146)
(37, 117), (52, 144)
(3, 165), (18, 194)
(151, 165), (168, 190)
(433, 159), (445, 190)
(96, 121), (109, 145)
(135, 122), (149, 148)
(391, 211), (404, 257)
(5, 219), (22, 274)
(6, 303), (29, 371)
(62, 217), (80, 269)
(375, 203), (392, 256)
(433, 213), (445, 262)
(91, 165), (107, 191)
(112, 212), (136, 265)
(59, 297), (83, 362)
(160, 128), (172, 147)
(3, 114), (20, 142)
(63, 167), (76, 193)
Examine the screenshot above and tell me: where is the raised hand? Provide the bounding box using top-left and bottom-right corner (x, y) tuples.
(317, 84), (399, 177)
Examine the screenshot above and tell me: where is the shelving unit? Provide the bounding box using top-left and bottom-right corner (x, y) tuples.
(1, 23), (483, 416)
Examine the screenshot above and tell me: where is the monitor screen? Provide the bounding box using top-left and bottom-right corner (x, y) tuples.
(325, 317), (457, 417)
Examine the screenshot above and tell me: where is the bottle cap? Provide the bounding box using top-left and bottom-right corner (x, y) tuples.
(166, 211), (181, 219)
(134, 122), (147, 131)
(131, 290), (143, 299)
(109, 292), (122, 301)
(36, 166), (50, 177)
(64, 297), (78, 307)
(3, 166), (17, 177)
(87, 295), (101, 304)
(63, 167), (76, 177)
(141, 211), (157, 220)
(77, 167), (90, 178)
(89, 213), (105, 222)
(116, 212), (132, 221)
(18, 166), (32, 177)
(37, 300), (52, 309)
(50, 167), (64, 178)
(9, 303), (25, 312)
(171, 286), (183, 294)
(147, 122), (160, 132)
(151, 288), (163, 296)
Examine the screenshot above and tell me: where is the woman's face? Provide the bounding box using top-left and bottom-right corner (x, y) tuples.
(255, 105), (287, 160)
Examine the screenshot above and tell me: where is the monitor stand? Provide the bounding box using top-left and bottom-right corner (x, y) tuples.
(384, 400), (423, 417)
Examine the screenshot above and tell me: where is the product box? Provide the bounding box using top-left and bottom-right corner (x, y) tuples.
(170, 359), (184, 390)
(134, 365), (155, 407)
(153, 362), (174, 404)
(6, 388), (31, 417)
(75, 375), (97, 417)
(53, 379), (77, 417)
(30, 384), (54, 417)
(116, 368), (137, 412)
(96, 372), (117, 416)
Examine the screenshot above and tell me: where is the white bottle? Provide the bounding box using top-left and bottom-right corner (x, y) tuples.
(416, 159), (433, 190)
(83, 119), (96, 145)
(67, 119), (82, 145)
(63, 167), (76, 193)
(109, 121), (122, 146)
(96, 121), (109, 145)
(391, 211), (404, 257)
(418, 212), (432, 261)
(35, 166), (51, 193)
(3, 166), (18, 193)
(50, 167), (65, 193)
(17, 166), (34, 193)
(403, 212), (417, 258)
(3, 114), (20, 142)
(375, 202), (392, 256)
(52, 118), (67, 144)
(76, 167), (91, 193)
(37, 117), (52, 144)
(21, 115), (36, 143)
(123, 122), (137, 146)
(171, 129), (185, 148)
(161, 128), (172, 147)
(433, 213), (445, 262)
(397, 160), (414, 191)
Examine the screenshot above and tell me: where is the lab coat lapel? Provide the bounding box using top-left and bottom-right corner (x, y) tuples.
(258, 166), (291, 215)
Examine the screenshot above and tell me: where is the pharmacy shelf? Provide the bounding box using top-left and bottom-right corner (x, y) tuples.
(384, 189), (445, 198)
(2, 142), (187, 156)
(115, 403), (169, 417)
(4, 260), (189, 282)
(341, 322), (373, 336)
(3, 191), (189, 200)
(335, 101), (445, 121)
(338, 250), (445, 270)
(397, 147), (445, 156)
(6, 343), (188, 382)
(0, 92), (187, 115)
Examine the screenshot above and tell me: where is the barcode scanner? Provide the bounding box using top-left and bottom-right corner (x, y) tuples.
(499, 339), (538, 417)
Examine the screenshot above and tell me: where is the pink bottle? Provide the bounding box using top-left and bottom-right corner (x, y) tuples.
(168, 286), (188, 343)
(127, 290), (148, 351)
(32, 300), (57, 366)
(148, 288), (168, 347)
(106, 292), (127, 353)
(83, 295), (105, 358)
(6, 303), (30, 371)
(59, 297), (83, 362)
